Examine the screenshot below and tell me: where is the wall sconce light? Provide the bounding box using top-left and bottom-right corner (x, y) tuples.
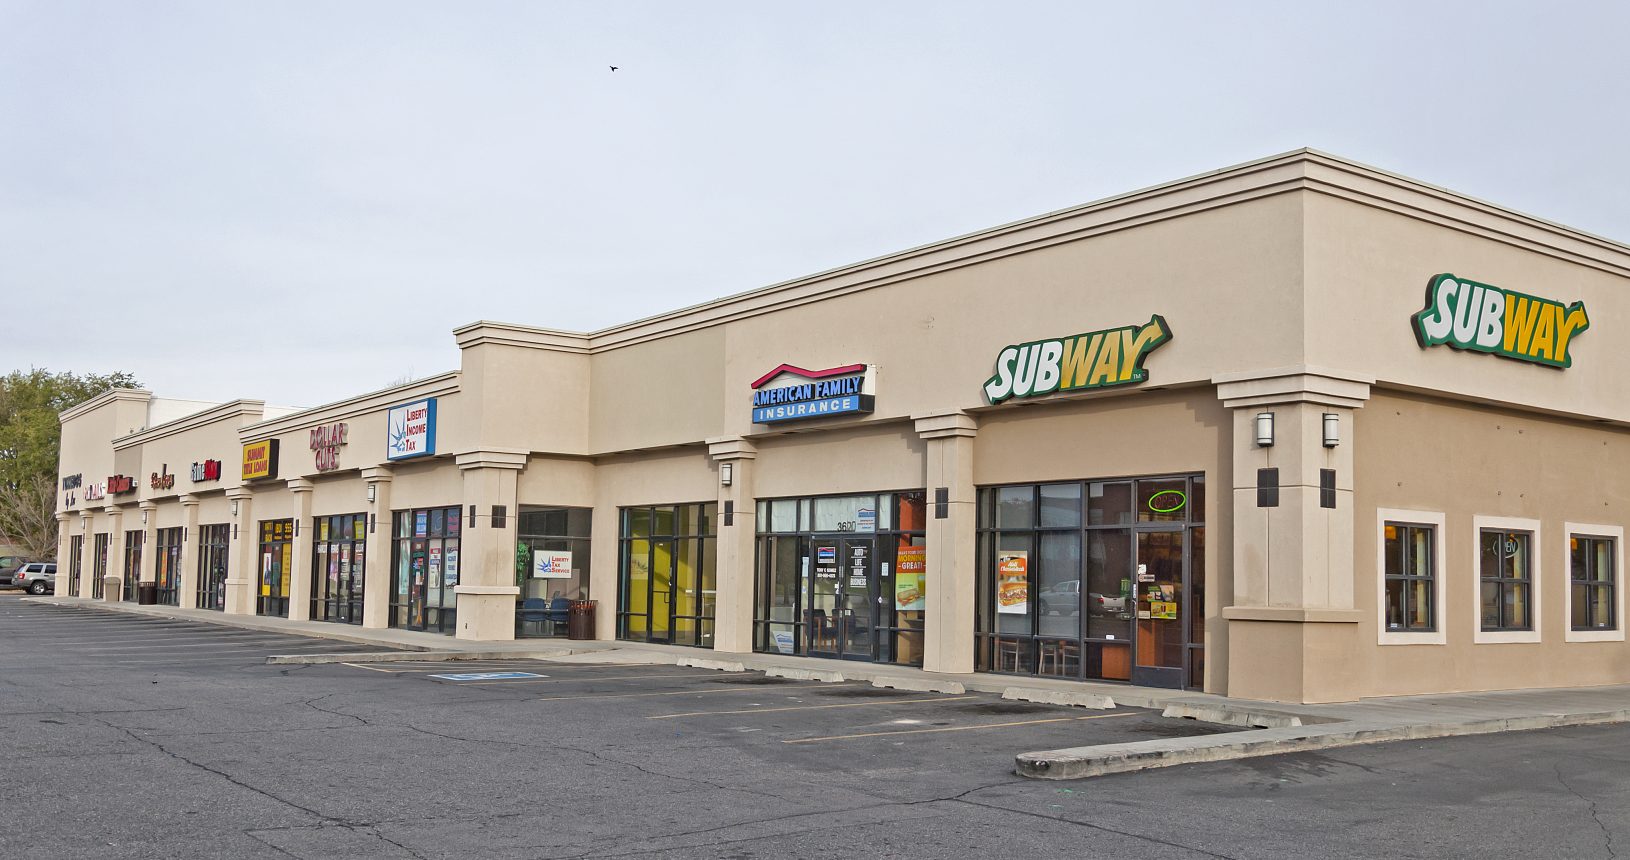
(367, 484), (377, 504)
(1323, 413), (1340, 448)
(1254, 412), (1275, 447)
(230, 499), (239, 517)
(719, 462), (733, 487)
(141, 509), (149, 525)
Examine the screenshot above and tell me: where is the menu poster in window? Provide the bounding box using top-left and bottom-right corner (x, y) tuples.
(445, 548), (459, 586)
(429, 546), (443, 589)
(996, 551), (1029, 615)
(894, 545), (926, 611)
(533, 550), (573, 579)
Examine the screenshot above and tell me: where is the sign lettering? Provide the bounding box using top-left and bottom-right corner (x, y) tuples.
(984, 315), (1172, 404)
(387, 398), (438, 461)
(310, 422), (348, 472)
(1413, 273), (1590, 368)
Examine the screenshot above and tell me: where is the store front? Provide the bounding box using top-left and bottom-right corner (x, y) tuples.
(753, 492), (927, 665)
(66, 535), (83, 597)
(91, 533), (107, 599)
(122, 529), (143, 601)
(154, 526), (182, 605)
(618, 503), (717, 647)
(516, 506), (592, 638)
(196, 524), (229, 610)
(258, 519), (294, 617)
(391, 506), (461, 635)
(976, 475), (1205, 689)
(311, 513), (365, 624)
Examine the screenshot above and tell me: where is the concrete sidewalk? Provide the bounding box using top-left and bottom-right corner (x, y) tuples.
(30, 595), (1630, 780)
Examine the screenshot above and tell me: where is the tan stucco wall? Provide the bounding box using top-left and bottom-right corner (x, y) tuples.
(1354, 390), (1630, 696)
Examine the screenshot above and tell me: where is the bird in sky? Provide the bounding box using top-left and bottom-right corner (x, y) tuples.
(609, 66), (618, 71)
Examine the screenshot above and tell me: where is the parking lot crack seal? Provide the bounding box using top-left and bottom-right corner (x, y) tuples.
(949, 795), (1242, 860)
(90, 715), (349, 828)
(1554, 762), (1617, 858)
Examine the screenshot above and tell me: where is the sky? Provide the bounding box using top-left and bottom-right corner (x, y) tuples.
(3, 1), (1628, 408)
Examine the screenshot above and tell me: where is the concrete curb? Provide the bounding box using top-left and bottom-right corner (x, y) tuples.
(267, 650), (574, 665)
(765, 667), (846, 682)
(1015, 707), (1630, 780)
(872, 676), (966, 694)
(677, 657), (748, 672)
(1002, 687), (1114, 710)
(1160, 702), (1305, 728)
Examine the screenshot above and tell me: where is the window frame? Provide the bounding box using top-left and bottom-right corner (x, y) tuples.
(1564, 522), (1625, 643)
(1471, 515), (1542, 644)
(1376, 509), (1447, 646)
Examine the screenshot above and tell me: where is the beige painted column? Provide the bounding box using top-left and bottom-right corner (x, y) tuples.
(708, 437), (758, 654)
(177, 495), (201, 608)
(104, 505), (126, 601)
(54, 512), (69, 573)
(137, 501), (158, 590)
(588, 498), (620, 641)
(1214, 369), (1369, 703)
(360, 467), (394, 629)
(286, 479), (315, 621)
(223, 488), (256, 615)
(454, 450), (526, 641)
(915, 412), (978, 675)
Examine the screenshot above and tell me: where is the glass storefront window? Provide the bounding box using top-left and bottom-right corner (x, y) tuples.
(196, 524), (230, 611)
(258, 520), (294, 617)
(154, 527), (183, 606)
(67, 535), (83, 597)
(122, 529), (143, 602)
(754, 490), (928, 667)
(619, 503), (716, 648)
(312, 513), (366, 625)
(391, 507), (461, 635)
(516, 506), (593, 638)
(92, 533), (108, 599)
(977, 475), (1205, 689)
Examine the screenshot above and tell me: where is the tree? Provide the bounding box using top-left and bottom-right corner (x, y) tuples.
(0, 369), (141, 559)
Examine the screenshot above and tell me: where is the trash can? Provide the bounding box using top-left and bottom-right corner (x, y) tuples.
(567, 599), (597, 640)
(137, 583), (158, 605)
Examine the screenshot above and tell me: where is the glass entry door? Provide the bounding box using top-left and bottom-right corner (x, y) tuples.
(806, 537), (876, 661)
(1131, 529), (1186, 688)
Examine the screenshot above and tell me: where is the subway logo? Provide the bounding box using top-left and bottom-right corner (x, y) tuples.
(1413, 273), (1590, 368)
(984, 315), (1172, 405)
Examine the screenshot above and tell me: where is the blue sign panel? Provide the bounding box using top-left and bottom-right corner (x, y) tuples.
(428, 671), (546, 681)
(752, 395), (870, 424)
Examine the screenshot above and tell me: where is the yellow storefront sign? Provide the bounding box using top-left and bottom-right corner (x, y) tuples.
(242, 439), (280, 481)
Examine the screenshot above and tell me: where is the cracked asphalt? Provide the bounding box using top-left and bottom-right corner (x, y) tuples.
(3, 596), (1629, 859)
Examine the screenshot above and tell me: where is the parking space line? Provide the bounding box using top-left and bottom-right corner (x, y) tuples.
(780, 711), (1138, 744)
(341, 662), (399, 673)
(525, 682), (864, 702)
(649, 694), (976, 719)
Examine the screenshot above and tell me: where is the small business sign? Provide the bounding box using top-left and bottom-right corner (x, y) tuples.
(984, 315), (1172, 404)
(532, 550), (573, 579)
(1412, 273), (1590, 368)
(62, 474), (82, 490)
(750, 364), (875, 425)
(310, 422), (348, 472)
(191, 459), (223, 482)
(242, 440), (280, 482)
(149, 465), (175, 491)
(84, 481), (105, 501)
(894, 545), (926, 611)
(387, 398), (437, 461)
(107, 474), (136, 496)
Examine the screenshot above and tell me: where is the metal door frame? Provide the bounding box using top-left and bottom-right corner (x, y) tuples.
(1129, 525), (1190, 689)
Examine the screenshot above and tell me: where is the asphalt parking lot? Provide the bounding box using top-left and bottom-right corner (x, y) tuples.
(6, 594), (1630, 859)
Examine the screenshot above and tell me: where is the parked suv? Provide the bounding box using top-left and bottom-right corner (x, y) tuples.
(10, 562), (56, 595)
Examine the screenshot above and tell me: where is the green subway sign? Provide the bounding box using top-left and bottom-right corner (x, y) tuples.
(1413, 273), (1589, 368)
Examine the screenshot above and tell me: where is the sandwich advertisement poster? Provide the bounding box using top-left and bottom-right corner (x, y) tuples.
(996, 550), (1029, 615)
(894, 545), (926, 611)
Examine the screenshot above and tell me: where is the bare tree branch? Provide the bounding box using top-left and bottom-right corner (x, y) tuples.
(0, 475), (58, 559)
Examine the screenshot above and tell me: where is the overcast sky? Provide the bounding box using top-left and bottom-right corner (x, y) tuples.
(4, 1), (1628, 408)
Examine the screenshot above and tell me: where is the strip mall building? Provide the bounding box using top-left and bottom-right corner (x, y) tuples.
(54, 150), (1630, 704)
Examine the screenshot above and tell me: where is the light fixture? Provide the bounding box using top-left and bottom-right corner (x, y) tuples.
(1254, 412), (1275, 447)
(230, 499), (239, 517)
(1322, 413), (1340, 448)
(367, 484), (377, 504)
(719, 462), (733, 487)
(141, 509), (149, 525)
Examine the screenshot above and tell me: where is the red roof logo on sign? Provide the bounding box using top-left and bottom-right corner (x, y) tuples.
(750, 364), (867, 389)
